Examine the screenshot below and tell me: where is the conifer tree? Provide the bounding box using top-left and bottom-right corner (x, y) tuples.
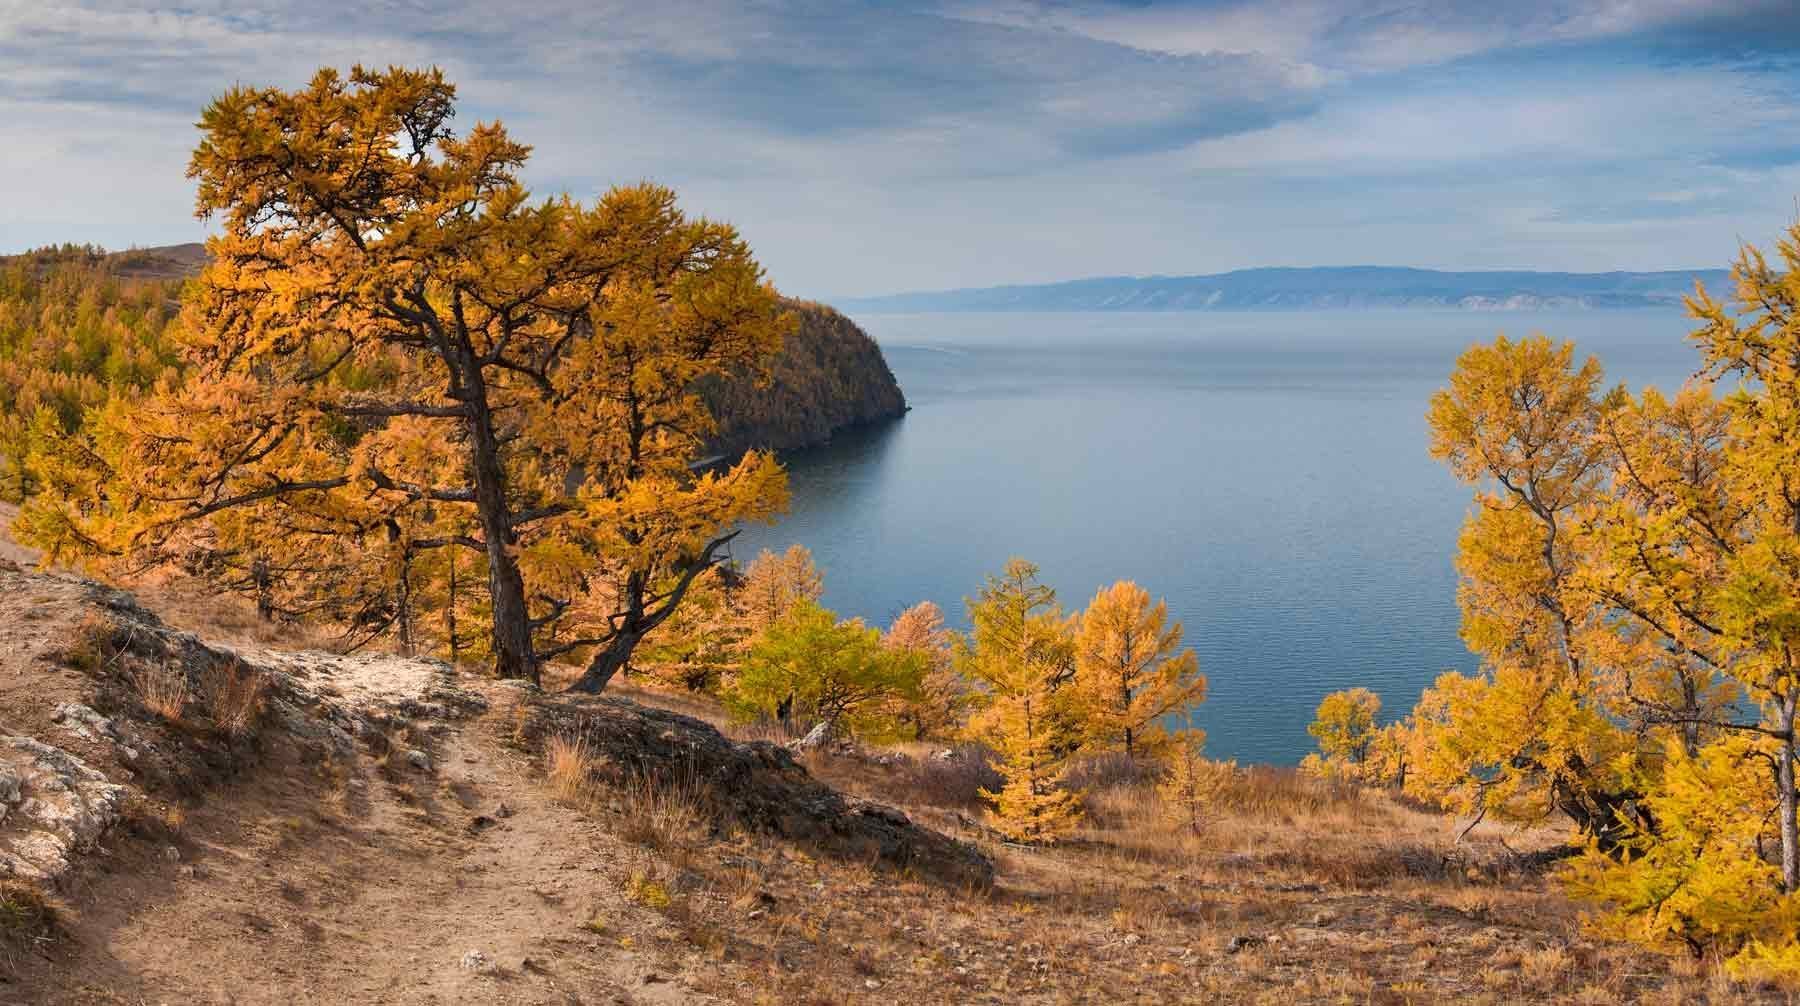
(960, 559), (1084, 842)
(725, 600), (923, 740)
(1071, 580), (1204, 760)
(882, 600), (971, 740)
(1412, 335), (1642, 844)
(1158, 727), (1231, 837)
(1301, 687), (1384, 781)
(20, 66), (791, 686)
(736, 544), (823, 636)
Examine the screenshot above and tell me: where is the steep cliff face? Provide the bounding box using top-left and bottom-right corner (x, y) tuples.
(700, 299), (907, 458)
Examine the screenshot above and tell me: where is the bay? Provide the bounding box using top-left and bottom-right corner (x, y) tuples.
(734, 310), (1705, 764)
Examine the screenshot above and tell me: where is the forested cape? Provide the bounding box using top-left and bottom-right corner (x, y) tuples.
(0, 244), (905, 468)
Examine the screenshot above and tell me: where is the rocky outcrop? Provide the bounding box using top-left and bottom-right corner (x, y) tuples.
(513, 696), (994, 890)
(699, 299), (907, 458)
(0, 735), (125, 880)
(0, 561), (985, 897)
(0, 562), (487, 885)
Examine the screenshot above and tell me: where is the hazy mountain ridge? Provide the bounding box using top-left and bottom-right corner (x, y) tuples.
(839, 266), (1735, 313)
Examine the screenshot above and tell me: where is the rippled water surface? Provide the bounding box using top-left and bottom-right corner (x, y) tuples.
(735, 310), (1703, 763)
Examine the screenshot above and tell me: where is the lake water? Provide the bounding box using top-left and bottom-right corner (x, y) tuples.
(734, 310), (1706, 764)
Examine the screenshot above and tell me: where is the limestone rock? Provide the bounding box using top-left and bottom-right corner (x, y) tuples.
(0, 734), (126, 880)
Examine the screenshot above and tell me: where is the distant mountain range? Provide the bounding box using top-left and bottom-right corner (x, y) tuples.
(837, 266), (1733, 313)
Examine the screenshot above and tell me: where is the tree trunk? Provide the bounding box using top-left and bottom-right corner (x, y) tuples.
(1781, 694), (1798, 893)
(252, 555), (274, 621)
(566, 631), (641, 694)
(462, 368), (536, 685)
(445, 547), (461, 668)
(396, 549), (415, 657)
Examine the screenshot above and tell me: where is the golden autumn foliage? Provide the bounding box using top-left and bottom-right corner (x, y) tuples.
(1071, 579), (1204, 760)
(958, 560), (1085, 842)
(1158, 728), (1232, 837)
(736, 545), (824, 637)
(1413, 333), (1642, 843)
(19, 66), (792, 687)
(1302, 688), (1409, 788)
(0, 248), (184, 503)
(1399, 221), (1800, 978)
(881, 600), (973, 741)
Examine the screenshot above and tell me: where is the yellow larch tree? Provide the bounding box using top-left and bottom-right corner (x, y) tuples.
(18, 66), (791, 686)
(960, 559), (1084, 843)
(1301, 686), (1381, 781)
(736, 544), (824, 637)
(1158, 725), (1232, 838)
(1557, 229), (1800, 971)
(1411, 334), (1643, 845)
(1070, 579), (1205, 761)
(882, 600), (972, 741)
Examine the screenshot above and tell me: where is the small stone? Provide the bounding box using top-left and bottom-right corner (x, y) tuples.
(403, 749), (431, 772)
(0, 769), (22, 805)
(1226, 935), (1265, 954)
(864, 979), (881, 989)
(494, 802), (513, 818)
(1121, 933), (1141, 946)
(162, 845), (181, 862)
(459, 949), (489, 970)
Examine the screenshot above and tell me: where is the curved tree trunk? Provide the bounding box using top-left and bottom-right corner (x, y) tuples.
(565, 632), (641, 694)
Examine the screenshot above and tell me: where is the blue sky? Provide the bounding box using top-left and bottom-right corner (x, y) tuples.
(3, 1), (1798, 296)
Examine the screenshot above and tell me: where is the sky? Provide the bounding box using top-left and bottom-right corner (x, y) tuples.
(4, 1), (1800, 298)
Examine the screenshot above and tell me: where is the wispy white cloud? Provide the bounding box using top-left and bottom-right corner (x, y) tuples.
(0, 1), (1797, 293)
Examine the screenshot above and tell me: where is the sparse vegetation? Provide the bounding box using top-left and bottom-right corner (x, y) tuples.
(133, 665), (190, 721)
(0, 880), (58, 974)
(543, 733), (599, 808)
(201, 660), (267, 737)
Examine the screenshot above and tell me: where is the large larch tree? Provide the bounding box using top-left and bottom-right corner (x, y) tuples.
(24, 66), (791, 687)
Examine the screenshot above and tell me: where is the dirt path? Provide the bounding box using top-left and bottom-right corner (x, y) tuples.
(22, 688), (722, 1005)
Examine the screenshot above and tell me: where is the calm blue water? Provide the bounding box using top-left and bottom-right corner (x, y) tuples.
(735, 310), (1705, 764)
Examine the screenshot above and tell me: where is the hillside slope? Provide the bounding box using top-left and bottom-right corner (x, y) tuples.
(6, 244), (907, 458)
(0, 561), (985, 1003)
(0, 554), (1780, 1002)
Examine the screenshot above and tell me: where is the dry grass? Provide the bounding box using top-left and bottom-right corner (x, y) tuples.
(58, 612), (125, 675)
(585, 688), (1783, 1004)
(125, 574), (340, 653)
(133, 665), (190, 721)
(614, 768), (710, 853)
(477, 678), (1800, 1002)
(544, 734), (598, 807)
(201, 660), (268, 738)
(0, 880), (59, 976)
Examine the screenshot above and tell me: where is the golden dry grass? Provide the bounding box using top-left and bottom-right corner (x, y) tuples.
(0, 880), (59, 977)
(544, 734), (598, 807)
(202, 660), (268, 737)
(133, 665), (190, 721)
(560, 681), (1793, 1003)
